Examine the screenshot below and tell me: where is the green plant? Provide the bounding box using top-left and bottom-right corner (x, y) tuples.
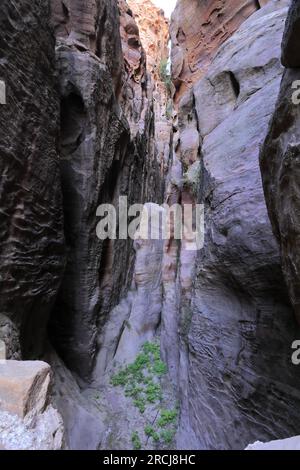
(157, 409), (178, 428)
(152, 359), (167, 376)
(111, 342), (175, 450)
(133, 396), (146, 414)
(159, 58), (172, 96)
(145, 381), (162, 403)
(131, 431), (142, 450)
(160, 429), (176, 445)
(145, 425), (160, 442)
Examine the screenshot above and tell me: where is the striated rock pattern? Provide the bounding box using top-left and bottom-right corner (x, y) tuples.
(49, 0), (163, 380)
(260, 0), (300, 324)
(170, 0), (300, 449)
(170, 0), (269, 101)
(0, 0), (65, 360)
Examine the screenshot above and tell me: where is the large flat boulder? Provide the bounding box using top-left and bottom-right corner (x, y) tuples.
(0, 361), (50, 419)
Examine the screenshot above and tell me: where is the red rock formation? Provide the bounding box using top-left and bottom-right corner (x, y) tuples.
(171, 0), (269, 100)
(127, 0), (169, 84)
(125, 0), (172, 173)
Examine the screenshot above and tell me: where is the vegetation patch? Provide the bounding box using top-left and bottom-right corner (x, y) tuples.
(111, 341), (178, 449)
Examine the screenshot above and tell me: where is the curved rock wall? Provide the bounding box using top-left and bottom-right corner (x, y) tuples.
(49, 0), (163, 380)
(170, 0), (300, 450)
(170, 0), (269, 101)
(0, 0), (65, 360)
(260, 0), (300, 324)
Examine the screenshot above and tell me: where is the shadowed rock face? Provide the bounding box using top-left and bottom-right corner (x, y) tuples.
(170, 0), (269, 101)
(49, 0), (163, 380)
(170, 0), (300, 449)
(0, 0), (65, 360)
(281, 0), (300, 67)
(261, 0), (300, 323)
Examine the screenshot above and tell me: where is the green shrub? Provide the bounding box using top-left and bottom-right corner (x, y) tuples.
(159, 58), (172, 96)
(157, 409), (178, 428)
(145, 425), (160, 442)
(160, 429), (176, 445)
(145, 382), (162, 403)
(111, 342), (176, 450)
(131, 431), (142, 450)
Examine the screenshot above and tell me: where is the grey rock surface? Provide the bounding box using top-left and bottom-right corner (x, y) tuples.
(246, 435), (300, 450)
(49, 0), (163, 380)
(170, 0), (300, 450)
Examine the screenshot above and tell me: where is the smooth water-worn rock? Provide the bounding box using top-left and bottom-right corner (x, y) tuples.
(169, 0), (300, 450)
(49, 0), (163, 380)
(0, 0), (65, 360)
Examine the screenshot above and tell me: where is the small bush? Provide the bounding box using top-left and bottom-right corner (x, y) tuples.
(131, 431), (142, 450)
(157, 409), (178, 428)
(111, 342), (175, 450)
(145, 425), (160, 442)
(160, 429), (176, 444)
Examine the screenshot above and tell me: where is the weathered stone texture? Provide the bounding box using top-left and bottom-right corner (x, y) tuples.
(0, 0), (65, 360)
(170, 0), (269, 101)
(49, 0), (162, 380)
(169, 0), (300, 450)
(0, 361), (64, 450)
(261, 0), (300, 323)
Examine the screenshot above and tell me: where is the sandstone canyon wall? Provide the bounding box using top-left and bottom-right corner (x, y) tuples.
(170, 0), (270, 101)
(0, 0), (65, 362)
(169, 0), (300, 449)
(1, 0), (300, 452)
(260, 0), (300, 324)
(49, 0), (163, 381)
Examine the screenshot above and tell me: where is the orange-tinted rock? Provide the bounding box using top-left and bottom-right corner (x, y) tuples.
(125, 0), (172, 172)
(170, 0), (268, 100)
(127, 0), (169, 83)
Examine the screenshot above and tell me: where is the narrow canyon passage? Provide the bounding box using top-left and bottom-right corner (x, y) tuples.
(1, 0), (300, 452)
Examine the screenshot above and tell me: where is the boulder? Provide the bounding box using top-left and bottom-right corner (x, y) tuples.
(0, 361), (50, 419)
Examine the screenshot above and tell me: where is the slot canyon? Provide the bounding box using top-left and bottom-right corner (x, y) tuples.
(1, 0), (300, 451)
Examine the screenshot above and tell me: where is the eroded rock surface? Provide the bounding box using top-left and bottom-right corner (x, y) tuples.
(260, 0), (300, 324)
(0, 0), (65, 360)
(170, 0), (270, 101)
(169, 0), (300, 450)
(49, 0), (163, 380)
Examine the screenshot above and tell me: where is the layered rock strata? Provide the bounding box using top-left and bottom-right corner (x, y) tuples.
(170, 0), (270, 101)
